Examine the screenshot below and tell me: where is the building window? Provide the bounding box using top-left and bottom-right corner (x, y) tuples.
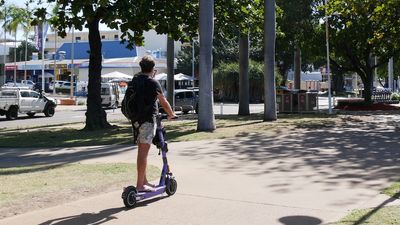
(75, 36), (81, 41)
(101, 35), (106, 39)
(46, 38), (48, 42)
(114, 34), (119, 40)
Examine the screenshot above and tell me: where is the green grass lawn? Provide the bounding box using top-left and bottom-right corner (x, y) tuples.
(383, 182), (400, 199)
(334, 182), (400, 225)
(0, 163), (159, 218)
(0, 114), (338, 148)
(335, 206), (400, 225)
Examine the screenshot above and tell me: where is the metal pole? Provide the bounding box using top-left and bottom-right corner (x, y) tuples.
(24, 3), (29, 82)
(41, 23), (45, 91)
(70, 26), (74, 98)
(13, 31), (16, 83)
(53, 30), (57, 94)
(325, 0), (332, 114)
(388, 57), (393, 91)
(2, 6), (6, 85)
(374, 56), (377, 87)
(192, 39), (195, 88)
(24, 34), (27, 81)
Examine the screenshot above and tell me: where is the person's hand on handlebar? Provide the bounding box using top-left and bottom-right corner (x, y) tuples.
(168, 114), (178, 121)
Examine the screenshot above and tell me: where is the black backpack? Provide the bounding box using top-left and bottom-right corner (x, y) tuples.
(121, 76), (152, 123)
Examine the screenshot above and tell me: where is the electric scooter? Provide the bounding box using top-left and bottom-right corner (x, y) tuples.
(121, 114), (178, 208)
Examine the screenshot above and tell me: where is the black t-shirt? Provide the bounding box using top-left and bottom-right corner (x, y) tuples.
(132, 73), (163, 123)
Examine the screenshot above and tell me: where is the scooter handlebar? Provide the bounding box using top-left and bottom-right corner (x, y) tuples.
(158, 114), (178, 121)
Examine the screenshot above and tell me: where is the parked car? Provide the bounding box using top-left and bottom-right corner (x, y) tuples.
(160, 89), (198, 114)
(0, 87), (57, 120)
(49, 80), (67, 91)
(101, 82), (126, 108)
(33, 82), (51, 93)
(2, 80), (35, 90)
(20, 80), (35, 89)
(59, 81), (76, 90)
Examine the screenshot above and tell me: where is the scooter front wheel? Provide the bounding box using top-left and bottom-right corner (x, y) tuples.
(122, 186), (137, 208)
(166, 177), (177, 196)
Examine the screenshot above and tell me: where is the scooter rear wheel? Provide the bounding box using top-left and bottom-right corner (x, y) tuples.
(166, 177), (177, 196)
(122, 186), (137, 208)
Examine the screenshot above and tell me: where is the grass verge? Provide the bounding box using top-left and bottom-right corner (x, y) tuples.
(0, 114), (339, 148)
(383, 182), (400, 199)
(334, 183), (400, 225)
(334, 206), (400, 225)
(0, 163), (159, 218)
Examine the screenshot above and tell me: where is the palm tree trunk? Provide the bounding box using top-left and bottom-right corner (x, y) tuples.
(197, 0), (216, 131)
(264, 0), (277, 121)
(84, 16), (112, 130)
(238, 33), (250, 115)
(167, 37), (175, 108)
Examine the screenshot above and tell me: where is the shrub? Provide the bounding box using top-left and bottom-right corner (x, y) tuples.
(213, 61), (282, 102)
(390, 92), (400, 101)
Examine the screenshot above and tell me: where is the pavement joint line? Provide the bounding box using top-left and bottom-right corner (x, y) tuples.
(177, 192), (346, 213)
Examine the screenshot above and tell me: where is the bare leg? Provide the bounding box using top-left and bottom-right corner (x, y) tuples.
(136, 143), (151, 190)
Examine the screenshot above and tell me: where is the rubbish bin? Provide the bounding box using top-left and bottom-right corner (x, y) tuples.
(306, 93), (318, 111)
(298, 93), (307, 112)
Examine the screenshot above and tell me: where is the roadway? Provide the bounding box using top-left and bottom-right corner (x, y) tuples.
(0, 97), (331, 130)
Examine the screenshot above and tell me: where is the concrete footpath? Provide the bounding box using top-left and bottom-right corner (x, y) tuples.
(1, 120), (400, 225)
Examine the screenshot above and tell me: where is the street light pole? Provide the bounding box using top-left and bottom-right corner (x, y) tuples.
(192, 38), (195, 88)
(53, 30), (57, 95)
(70, 26), (74, 99)
(3, 6), (6, 86)
(325, 0), (332, 114)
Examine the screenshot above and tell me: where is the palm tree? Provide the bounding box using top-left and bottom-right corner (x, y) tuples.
(6, 5), (26, 83)
(197, 0), (216, 131)
(0, 5), (7, 85)
(167, 36), (175, 108)
(238, 33), (250, 115)
(264, 0), (277, 121)
(21, 2), (32, 81)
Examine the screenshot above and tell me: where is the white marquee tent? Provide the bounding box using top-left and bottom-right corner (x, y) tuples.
(101, 71), (133, 79)
(154, 73), (194, 81)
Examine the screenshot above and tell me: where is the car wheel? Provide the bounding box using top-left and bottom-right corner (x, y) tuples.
(44, 106), (55, 117)
(6, 106), (18, 120)
(27, 113), (36, 118)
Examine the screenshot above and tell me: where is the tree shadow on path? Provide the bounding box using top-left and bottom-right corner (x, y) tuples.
(38, 196), (167, 225)
(0, 145), (133, 170)
(179, 114), (400, 193)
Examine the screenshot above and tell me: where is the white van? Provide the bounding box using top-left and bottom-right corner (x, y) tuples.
(101, 82), (127, 108)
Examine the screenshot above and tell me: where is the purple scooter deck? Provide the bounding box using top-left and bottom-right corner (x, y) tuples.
(136, 185), (166, 201)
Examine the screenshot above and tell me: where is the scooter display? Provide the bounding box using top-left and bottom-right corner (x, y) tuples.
(121, 114), (178, 208)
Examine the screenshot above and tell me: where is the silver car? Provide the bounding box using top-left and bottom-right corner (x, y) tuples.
(160, 89), (198, 114)
(174, 89), (198, 114)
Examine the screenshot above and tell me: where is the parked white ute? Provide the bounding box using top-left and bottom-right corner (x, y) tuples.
(0, 87), (57, 120)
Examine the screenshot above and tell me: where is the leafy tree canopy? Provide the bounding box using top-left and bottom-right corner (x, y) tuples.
(32, 0), (198, 46)
(8, 41), (38, 62)
(324, 0), (400, 101)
